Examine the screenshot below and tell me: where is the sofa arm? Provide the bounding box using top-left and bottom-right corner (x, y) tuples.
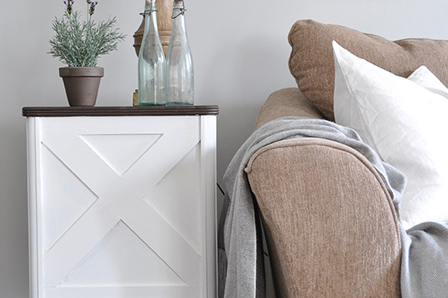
(255, 88), (324, 130)
(245, 138), (401, 298)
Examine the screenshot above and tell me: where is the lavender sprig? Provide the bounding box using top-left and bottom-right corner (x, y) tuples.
(88, 1), (98, 16)
(64, 0), (74, 14)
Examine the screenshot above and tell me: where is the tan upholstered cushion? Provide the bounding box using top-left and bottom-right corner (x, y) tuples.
(288, 19), (448, 120)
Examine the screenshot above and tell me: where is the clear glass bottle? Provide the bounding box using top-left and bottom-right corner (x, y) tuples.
(138, 0), (166, 106)
(166, 0), (194, 106)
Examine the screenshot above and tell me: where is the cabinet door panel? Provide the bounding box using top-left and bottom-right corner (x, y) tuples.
(31, 116), (211, 297)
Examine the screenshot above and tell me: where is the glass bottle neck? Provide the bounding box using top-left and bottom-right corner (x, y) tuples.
(143, 1), (159, 34)
(171, 2), (186, 34)
(144, 0), (156, 14)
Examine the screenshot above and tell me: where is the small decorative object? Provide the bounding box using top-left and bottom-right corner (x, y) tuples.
(49, 0), (126, 107)
(138, 0), (167, 106)
(166, 0), (194, 106)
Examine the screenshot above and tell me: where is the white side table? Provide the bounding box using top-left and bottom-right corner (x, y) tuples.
(23, 106), (218, 298)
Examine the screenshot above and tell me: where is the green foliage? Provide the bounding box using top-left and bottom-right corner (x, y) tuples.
(49, 9), (126, 67)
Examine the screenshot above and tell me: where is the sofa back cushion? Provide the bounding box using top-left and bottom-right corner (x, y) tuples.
(288, 19), (448, 120)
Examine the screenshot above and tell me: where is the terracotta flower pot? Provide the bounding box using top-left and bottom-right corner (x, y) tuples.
(59, 67), (104, 107)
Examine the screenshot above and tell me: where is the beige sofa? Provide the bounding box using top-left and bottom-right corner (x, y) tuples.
(241, 20), (448, 297)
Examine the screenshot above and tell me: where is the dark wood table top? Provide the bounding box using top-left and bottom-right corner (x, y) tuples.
(22, 105), (219, 117)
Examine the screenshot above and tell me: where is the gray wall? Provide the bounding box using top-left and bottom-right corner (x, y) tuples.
(1, 0), (448, 296)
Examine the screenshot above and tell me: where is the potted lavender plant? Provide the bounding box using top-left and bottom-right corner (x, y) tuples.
(49, 0), (126, 106)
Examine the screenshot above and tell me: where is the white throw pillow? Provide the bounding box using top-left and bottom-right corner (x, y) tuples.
(332, 41), (448, 230)
(407, 65), (448, 99)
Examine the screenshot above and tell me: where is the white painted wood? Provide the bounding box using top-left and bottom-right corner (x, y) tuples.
(26, 117), (40, 298)
(200, 116), (218, 298)
(26, 115), (217, 298)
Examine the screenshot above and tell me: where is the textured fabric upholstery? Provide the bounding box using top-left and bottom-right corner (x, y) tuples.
(246, 138), (402, 297)
(255, 88), (323, 130)
(288, 19), (448, 120)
